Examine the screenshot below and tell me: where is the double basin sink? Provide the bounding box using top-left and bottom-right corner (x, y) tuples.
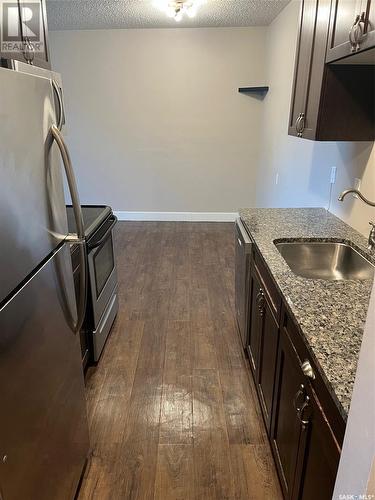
(274, 240), (375, 281)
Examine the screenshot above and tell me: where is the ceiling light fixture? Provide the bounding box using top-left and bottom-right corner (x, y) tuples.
(153, 0), (206, 22)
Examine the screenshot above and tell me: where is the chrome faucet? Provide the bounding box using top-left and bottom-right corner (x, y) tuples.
(338, 188), (375, 251)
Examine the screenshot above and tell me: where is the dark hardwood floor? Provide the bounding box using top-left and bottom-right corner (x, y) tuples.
(78, 222), (282, 500)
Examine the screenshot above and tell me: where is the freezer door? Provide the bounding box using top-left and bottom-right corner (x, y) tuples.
(0, 244), (89, 500)
(0, 67), (68, 304)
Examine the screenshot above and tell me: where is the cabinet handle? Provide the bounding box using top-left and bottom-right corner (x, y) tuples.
(349, 12), (366, 52)
(295, 113), (302, 133)
(297, 113), (305, 137)
(297, 395), (311, 428)
(256, 289), (265, 316)
(301, 360), (315, 379)
(237, 237), (242, 247)
(293, 383), (305, 411)
(23, 37), (35, 64)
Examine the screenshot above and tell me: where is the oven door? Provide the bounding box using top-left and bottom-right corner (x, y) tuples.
(87, 215), (118, 328)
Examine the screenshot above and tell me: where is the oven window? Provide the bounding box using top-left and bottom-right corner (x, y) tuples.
(93, 237), (115, 298)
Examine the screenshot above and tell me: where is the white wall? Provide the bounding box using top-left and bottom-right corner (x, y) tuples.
(50, 27), (266, 216)
(50, 6), (374, 231)
(259, 0), (375, 237)
(333, 279), (375, 497)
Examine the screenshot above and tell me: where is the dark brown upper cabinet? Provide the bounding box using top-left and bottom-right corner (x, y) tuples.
(326, 0), (375, 63)
(289, 0), (375, 141)
(0, 0), (50, 69)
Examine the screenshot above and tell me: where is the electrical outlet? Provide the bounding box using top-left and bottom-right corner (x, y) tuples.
(330, 166), (337, 184)
(353, 178), (361, 198)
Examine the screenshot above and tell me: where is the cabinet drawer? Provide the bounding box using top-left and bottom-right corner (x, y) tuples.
(253, 248), (282, 323)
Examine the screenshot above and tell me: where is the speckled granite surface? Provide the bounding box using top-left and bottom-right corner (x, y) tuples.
(239, 208), (375, 420)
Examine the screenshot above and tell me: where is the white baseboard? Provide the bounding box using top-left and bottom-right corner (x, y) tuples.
(114, 211), (238, 222)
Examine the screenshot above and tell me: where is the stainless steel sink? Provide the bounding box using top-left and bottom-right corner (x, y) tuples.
(274, 240), (375, 280)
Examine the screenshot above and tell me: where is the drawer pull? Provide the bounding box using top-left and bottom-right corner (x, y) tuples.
(301, 360), (315, 380)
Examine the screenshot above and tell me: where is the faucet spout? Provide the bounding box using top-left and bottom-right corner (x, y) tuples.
(338, 189), (375, 207)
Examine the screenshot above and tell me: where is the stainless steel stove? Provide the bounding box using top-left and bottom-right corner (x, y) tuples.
(67, 205), (118, 366)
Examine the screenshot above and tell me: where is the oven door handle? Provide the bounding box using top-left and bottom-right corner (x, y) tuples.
(88, 216), (118, 250)
(51, 124), (87, 335)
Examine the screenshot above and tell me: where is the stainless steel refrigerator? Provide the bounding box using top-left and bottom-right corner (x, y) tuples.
(0, 62), (90, 499)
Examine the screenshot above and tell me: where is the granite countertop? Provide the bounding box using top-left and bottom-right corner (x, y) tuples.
(239, 208), (374, 420)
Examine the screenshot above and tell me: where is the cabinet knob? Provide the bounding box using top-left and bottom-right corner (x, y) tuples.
(301, 360), (315, 379)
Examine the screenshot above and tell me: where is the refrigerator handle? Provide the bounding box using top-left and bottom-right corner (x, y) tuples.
(51, 124), (87, 334)
(52, 80), (64, 131)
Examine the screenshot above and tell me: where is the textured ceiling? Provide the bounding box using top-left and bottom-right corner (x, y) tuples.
(46, 0), (291, 31)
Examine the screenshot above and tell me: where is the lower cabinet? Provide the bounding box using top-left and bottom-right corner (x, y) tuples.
(293, 384), (341, 500)
(257, 298), (279, 434)
(270, 317), (304, 497)
(248, 265), (279, 434)
(244, 246), (342, 500)
(248, 269), (263, 373)
(269, 312), (341, 500)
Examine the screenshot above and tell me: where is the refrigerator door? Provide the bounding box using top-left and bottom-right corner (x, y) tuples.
(0, 67), (68, 304)
(8, 60), (66, 131)
(0, 244), (89, 500)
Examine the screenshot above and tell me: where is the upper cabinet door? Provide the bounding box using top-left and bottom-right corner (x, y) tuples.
(365, 0), (375, 42)
(0, 0), (23, 63)
(326, 0), (375, 62)
(288, 0), (375, 141)
(0, 0), (50, 68)
(18, 0), (50, 68)
(288, 0), (332, 140)
(288, 0), (317, 137)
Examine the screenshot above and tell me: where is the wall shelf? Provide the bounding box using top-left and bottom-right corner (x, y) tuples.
(238, 86), (269, 94)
